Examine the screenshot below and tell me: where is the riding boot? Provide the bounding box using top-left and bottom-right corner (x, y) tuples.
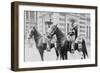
(47, 41), (51, 52)
(71, 42), (75, 54)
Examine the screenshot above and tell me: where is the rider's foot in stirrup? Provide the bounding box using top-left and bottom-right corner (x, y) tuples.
(71, 49), (75, 54)
(46, 48), (51, 52)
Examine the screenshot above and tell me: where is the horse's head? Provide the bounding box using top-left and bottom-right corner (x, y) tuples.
(48, 24), (58, 38)
(28, 26), (36, 39)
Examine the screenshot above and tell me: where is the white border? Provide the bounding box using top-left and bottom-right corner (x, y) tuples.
(19, 5), (96, 68)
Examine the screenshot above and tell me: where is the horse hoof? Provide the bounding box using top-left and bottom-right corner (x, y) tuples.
(56, 58), (58, 60)
(81, 57), (83, 59)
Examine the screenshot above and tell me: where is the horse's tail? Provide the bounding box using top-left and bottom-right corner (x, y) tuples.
(85, 48), (88, 58)
(82, 39), (88, 58)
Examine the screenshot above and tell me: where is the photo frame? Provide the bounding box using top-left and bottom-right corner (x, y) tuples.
(11, 1), (98, 71)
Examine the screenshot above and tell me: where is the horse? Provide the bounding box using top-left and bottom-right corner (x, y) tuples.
(68, 30), (88, 59)
(48, 24), (71, 60)
(74, 38), (88, 59)
(48, 24), (88, 60)
(28, 26), (56, 61)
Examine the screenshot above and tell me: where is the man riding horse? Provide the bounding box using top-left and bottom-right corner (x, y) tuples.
(44, 20), (57, 52)
(68, 21), (78, 53)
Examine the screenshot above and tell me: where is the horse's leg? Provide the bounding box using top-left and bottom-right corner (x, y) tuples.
(83, 52), (86, 59)
(65, 51), (68, 60)
(82, 48), (88, 59)
(81, 50), (87, 59)
(39, 49), (44, 61)
(60, 49), (64, 60)
(84, 48), (88, 58)
(62, 54), (64, 60)
(63, 45), (68, 60)
(41, 51), (44, 61)
(55, 49), (59, 60)
(59, 49), (63, 60)
(62, 51), (65, 60)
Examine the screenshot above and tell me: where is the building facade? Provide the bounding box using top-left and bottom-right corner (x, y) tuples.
(24, 11), (91, 46)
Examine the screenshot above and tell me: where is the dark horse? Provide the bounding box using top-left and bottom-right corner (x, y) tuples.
(48, 24), (88, 60)
(28, 26), (56, 61)
(74, 38), (88, 59)
(48, 25), (71, 60)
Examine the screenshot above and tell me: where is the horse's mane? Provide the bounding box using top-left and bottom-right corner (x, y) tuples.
(56, 26), (66, 39)
(32, 27), (42, 44)
(33, 27), (42, 37)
